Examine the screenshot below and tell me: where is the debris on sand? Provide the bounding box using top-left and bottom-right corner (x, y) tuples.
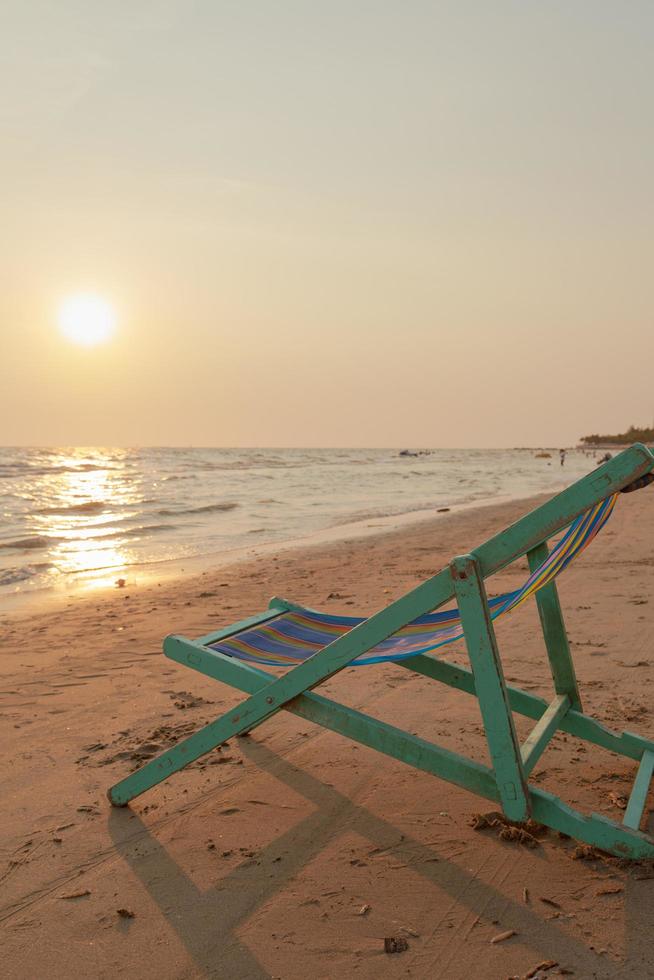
(470, 811), (544, 847)
(59, 889), (91, 900)
(572, 844), (603, 861)
(498, 825), (540, 847)
(490, 929), (516, 944)
(384, 936), (409, 954)
(525, 961), (559, 979)
(129, 741), (162, 761)
(469, 812), (497, 830)
(80, 719), (202, 770)
(539, 896), (561, 909)
(596, 884), (623, 896)
(83, 742), (107, 753)
(116, 908), (135, 919)
(607, 790), (628, 810)
(169, 690), (214, 710)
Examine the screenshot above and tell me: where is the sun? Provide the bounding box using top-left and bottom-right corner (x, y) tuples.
(57, 293), (117, 347)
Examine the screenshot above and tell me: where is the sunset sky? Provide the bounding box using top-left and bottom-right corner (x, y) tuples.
(1, 2), (653, 447)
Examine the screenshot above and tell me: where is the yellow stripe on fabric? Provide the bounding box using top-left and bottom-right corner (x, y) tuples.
(219, 494), (618, 666)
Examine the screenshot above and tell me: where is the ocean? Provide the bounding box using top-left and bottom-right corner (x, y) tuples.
(0, 446), (598, 606)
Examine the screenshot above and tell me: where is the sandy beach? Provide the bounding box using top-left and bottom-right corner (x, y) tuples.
(2, 489), (654, 980)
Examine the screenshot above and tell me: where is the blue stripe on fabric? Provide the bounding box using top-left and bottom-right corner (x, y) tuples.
(209, 496), (616, 667)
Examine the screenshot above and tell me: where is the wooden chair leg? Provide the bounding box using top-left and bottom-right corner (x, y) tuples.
(528, 543), (581, 710)
(451, 554), (529, 822)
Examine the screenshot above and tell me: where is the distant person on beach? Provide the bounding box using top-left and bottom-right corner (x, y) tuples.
(559, 449), (566, 467)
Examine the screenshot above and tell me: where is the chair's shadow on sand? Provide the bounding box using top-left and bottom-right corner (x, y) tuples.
(108, 739), (652, 980)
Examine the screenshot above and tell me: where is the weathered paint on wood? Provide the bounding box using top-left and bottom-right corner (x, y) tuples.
(451, 554), (529, 821)
(528, 542), (581, 710)
(623, 751), (654, 830)
(195, 606), (285, 646)
(520, 694), (570, 775)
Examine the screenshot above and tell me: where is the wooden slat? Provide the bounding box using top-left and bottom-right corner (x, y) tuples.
(195, 605), (286, 646)
(528, 542), (581, 709)
(402, 653), (654, 762)
(452, 554), (529, 821)
(158, 638), (654, 860)
(520, 694), (570, 775)
(623, 751), (654, 830)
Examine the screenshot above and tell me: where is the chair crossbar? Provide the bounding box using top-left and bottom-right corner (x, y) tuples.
(623, 750), (654, 830)
(196, 607), (284, 647)
(401, 654), (653, 762)
(528, 542), (581, 709)
(520, 694), (570, 775)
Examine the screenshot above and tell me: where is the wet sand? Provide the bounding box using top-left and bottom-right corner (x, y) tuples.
(1, 490), (654, 980)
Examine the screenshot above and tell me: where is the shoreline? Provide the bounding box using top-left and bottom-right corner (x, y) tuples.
(0, 446), (596, 617)
(0, 488), (552, 620)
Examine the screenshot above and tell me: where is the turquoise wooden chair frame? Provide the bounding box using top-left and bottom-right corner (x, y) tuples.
(109, 444), (654, 860)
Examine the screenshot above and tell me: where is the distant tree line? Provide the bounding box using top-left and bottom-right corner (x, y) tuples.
(580, 425), (654, 445)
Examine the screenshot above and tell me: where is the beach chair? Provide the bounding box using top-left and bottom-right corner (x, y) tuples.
(108, 444), (654, 859)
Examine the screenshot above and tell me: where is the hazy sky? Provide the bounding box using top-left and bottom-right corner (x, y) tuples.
(1, 1), (652, 447)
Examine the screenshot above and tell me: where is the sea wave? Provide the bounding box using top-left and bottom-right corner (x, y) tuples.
(157, 502), (238, 516)
(103, 523), (177, 539)
(176, 454), (378, 472)
(0, 535), (59, 551)
(0, 463), (113, 479)
(0, 563), (53, 586)
(35, 500), (108, 516)
(0, 524), (178, 550)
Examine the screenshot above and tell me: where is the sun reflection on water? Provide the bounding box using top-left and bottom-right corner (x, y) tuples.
(29, 448), (142, 588)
